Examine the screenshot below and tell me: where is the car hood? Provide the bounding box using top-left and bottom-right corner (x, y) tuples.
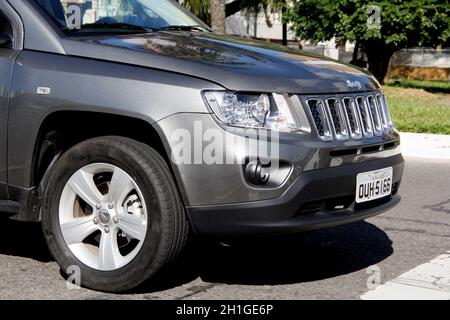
(62, 32), (379, 94)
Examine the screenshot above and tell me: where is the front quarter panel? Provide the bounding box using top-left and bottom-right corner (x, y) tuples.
(8, 50), (221, 188)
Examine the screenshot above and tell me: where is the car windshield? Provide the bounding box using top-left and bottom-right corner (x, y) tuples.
(34, 0), (210, 34)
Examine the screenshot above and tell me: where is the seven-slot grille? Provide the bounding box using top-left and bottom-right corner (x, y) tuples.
(305, 92), (393, 142)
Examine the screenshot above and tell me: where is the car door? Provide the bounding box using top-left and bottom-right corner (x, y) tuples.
(0, 8), (21, 199)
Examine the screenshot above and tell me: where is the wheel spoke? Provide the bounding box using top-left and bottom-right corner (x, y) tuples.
(117, 214), (147, 241)
(60, 163), (148, 272)
(68, 169), (104, 207)
(61, 216), (97, 245)
(98, 229), (120, 270)
(107, 167), (134, 206)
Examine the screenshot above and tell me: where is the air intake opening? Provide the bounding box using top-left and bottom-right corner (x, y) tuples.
(330, 148), (358, 157)
(297, 201), (323, 215)
(362, 145), (381, 153)
(297, 196), (355, 216)
(383, 141), (397, 150)
(325, 196), (354, 211)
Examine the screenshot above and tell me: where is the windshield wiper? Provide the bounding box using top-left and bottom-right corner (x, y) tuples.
(66, 22), (153, 33)
(64, 23), (208, 34)
(156, 25), (207, 32)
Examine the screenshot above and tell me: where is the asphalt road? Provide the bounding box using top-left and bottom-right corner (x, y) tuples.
(0, 156), (449, 300)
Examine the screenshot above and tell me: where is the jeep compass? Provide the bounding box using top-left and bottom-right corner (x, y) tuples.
(0, 0), (404, 292)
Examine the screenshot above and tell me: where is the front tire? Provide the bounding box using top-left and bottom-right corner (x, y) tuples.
(42, 136), (189, 292)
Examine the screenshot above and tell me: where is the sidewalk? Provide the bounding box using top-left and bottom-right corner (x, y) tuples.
(400, 132), (450, 160)
(361, 251), (450, 300)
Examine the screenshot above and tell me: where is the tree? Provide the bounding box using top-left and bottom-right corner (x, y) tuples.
(182, 0), (286, 34)
(182, 0), (210, 23)
(225, 0), (283, 18)
(210, 0), (226, 32)
(284, 0), (450, 82)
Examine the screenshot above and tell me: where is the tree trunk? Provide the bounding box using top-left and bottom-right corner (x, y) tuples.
(364, 41), (396, 84)
(210, 0), (226, 33)
(351, 40), (360, 64)
(338, 39), (346, 61)
(282, 0), (287, 46)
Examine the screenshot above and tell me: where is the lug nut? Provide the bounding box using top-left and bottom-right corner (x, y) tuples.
(93, 217), (99, 225)
(104, 226), (110, 233)
(108, 202), (114, 209)
(113, 216), (119, 224)
(96, 203), (101, 210)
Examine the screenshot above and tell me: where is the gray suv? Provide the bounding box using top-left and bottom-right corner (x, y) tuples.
(0, 0), (404, 292)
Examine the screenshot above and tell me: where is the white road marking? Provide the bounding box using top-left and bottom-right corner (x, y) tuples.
(361, 252), (450, 300)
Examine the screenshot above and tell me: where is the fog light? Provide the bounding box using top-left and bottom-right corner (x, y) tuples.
(245, 160), (270, 185)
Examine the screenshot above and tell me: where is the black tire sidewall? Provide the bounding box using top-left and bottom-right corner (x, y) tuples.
(42, 138), (176, 292)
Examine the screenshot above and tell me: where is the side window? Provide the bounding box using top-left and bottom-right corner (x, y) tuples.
(0, 11), (13, 48)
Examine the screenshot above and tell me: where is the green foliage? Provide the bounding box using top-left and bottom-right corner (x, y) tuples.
(284, 0), (450, 82)
(239, 0), (282, 27)
(284, 0), (450, 47)
(182, 0), (211, 23)
(182, 1), (448, 81)
(386, 79), (450, 94)
(182, 0), (286, 26)
(384, 86), (450, 134)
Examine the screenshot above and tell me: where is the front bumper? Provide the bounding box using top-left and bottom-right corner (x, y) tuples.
(186, 154), (404, 238)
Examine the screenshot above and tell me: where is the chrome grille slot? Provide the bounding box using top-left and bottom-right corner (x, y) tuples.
(326, 98), (349, 141)
(355, 96), (374, 138)
(306, 99), (332, 141)
(367, 95), (383, 136)
(378, 94), (393, 132)
(342, 97), (363, 140)
(375, 94), (389, 134)
(383, 95), (393, 128)
(303, 91), (393, 142)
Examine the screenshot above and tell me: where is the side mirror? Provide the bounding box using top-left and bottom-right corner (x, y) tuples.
(0, 34), (12, 47)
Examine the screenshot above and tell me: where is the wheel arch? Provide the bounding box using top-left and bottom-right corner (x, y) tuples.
(17, 110), (186, 222)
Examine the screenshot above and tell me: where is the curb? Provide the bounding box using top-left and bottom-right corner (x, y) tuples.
(400, 132), (450, 160)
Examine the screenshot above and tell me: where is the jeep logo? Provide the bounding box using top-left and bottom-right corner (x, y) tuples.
(346, 80), (362, 89)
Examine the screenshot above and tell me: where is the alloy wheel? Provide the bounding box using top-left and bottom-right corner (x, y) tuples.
(58, 163), (148, 271)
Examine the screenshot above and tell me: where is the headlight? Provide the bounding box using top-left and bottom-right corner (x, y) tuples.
(203, 91), (299, 132)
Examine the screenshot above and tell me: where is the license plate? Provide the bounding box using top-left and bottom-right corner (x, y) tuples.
(356, 167), (393, 203)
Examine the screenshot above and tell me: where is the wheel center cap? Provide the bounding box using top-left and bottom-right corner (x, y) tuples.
(98, 208), (111, 224)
